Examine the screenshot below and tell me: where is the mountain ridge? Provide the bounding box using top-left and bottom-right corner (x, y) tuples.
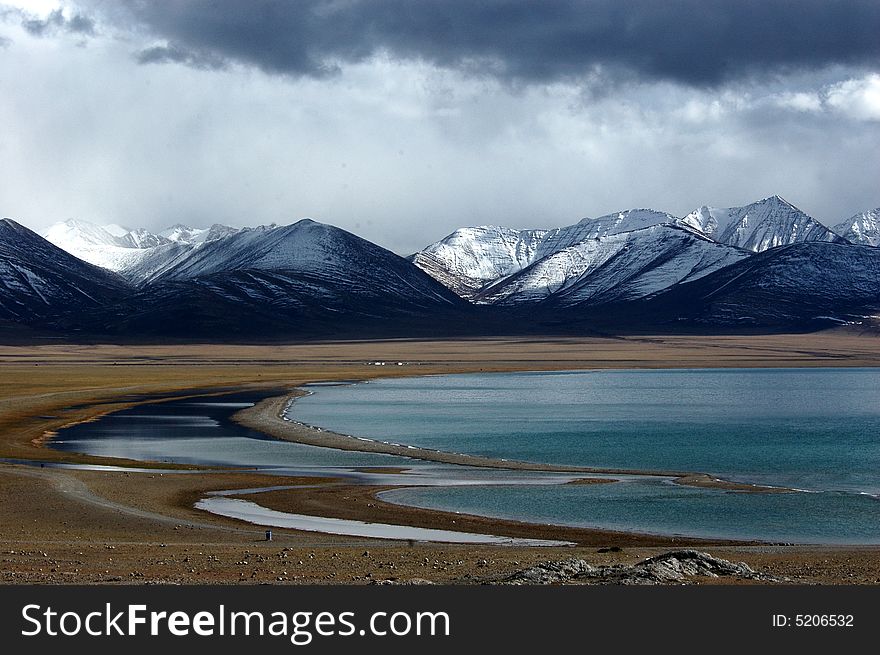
(476, 223), (751, 307)
(3, 195), (878, 338)
(680, 195), (846, 252)
(410, 196), (854, 305)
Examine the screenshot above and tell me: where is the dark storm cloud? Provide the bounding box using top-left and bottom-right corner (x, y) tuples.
(21, 8), (95, 37)
(136, 44), (225, 71)
(95, 0), (880, 85)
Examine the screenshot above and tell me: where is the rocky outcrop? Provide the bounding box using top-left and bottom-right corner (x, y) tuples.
(501, 550), (782, 585)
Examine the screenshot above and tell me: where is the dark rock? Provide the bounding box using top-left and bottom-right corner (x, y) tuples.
(501, 550), (783, 585)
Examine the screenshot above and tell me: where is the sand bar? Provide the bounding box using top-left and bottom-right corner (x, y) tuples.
(234, 390), (792, 493)
(197, 496), (574, 546)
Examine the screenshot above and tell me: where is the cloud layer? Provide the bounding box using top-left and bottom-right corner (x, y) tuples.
(0, 1), (878, 254)
(93, 0), (880, 85)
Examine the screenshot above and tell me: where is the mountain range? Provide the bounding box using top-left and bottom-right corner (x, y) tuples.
(1, 195), (879, 339)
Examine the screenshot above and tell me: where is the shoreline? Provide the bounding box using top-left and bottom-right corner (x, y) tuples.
(217, 482), (753, 548)
(232, 388), (792, 494)
(32, 384), (772, 548)
(30, 380), (787, 548)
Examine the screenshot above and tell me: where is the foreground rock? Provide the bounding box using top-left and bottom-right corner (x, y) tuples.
(501, 550), (782, 585)
(370, 578), (436, 586)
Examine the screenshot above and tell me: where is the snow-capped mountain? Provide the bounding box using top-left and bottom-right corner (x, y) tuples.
(0, 219), (130, 323)
(43, 218), (128, 249)
(834, 209), (880, 247)
(412, 208), (678, 299)
(478, 224), (751, 306)
(113, 242), (202, 285)
(119, 228), (170, 249)
(159, 223), (240, 245)
(680, 195), (845, 252)
(41, 219), (168, 275)
(412, 198), (850, 308)
(409, 226), (554, 299)
(42, 218), (240, 283)
(152, 219), (463, 305)
(642, 241), (880, 327)
(4, 196), (879, 337)
(551, 208), (679, 244)
(83, 219), (472, 337)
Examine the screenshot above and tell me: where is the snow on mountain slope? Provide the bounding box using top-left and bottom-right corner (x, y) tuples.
(41, 219), (169, 274)
(834, 208), (880, 247)
(150, 219), (464, 309)
(43, 219), (125, 249)
(412, 209), (679, 298)
(0, 218), (130, 322)
(526, 208), (681, 262)
(202, 224), (241, 243)
(115, 242), (200, 284)
(550, 209), (678, 246)
(160, 224), (204, 244)
(159, 223), (240, 245)
(41, 239), (160, 278)
(477, 224), (750, 306)
(681, 196), (845, 252)
(42, 219), (242, 282)
(154, 221), (327, 279)
(80, 219), (472, 337)
(645, 241), (880, 327)
(409, 226), (553, 298)
(120, 228), (170, 249)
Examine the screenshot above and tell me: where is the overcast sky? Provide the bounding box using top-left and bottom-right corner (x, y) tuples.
(1, 0), (878, 254)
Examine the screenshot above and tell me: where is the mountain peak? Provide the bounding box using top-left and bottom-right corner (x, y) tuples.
(759, 194), (795, 209)
(159, 223), (241, 245)
(0, 217), (29, 238)
(681, 196), (842, 252)
(834, 207), (880, 246)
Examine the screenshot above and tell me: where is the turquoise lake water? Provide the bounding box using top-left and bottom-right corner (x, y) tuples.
(50, 369), (880, 543)
(291, 369), (880, 543)
(291, 369), (880, 494)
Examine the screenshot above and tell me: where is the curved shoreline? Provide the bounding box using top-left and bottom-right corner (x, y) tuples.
(33, 374), (793, 549)
(18, 384), (282, 470)
(33, 385), (767, 547)
(232, 387), (793, 494)
(196, 496), (576, 546)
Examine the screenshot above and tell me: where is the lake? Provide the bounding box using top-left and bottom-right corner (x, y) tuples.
(52, 369), (880, 543)
(292, 369), (880, 543)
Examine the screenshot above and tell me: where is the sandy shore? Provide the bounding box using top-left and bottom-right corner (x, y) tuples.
(2, 333), (880, 584)
(234, 391), (791, 493)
